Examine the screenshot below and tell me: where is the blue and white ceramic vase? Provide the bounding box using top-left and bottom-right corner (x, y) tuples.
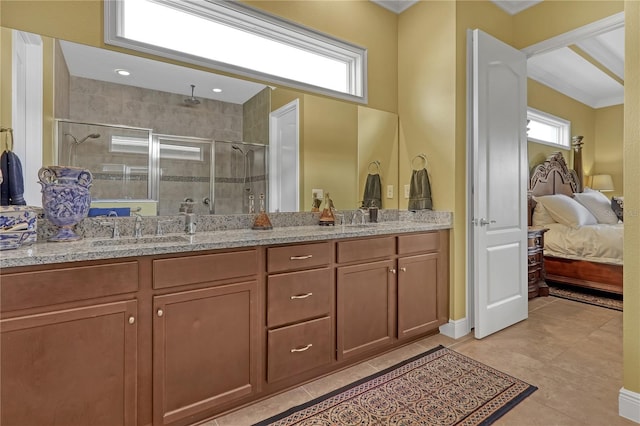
(38, 166), (93, 242)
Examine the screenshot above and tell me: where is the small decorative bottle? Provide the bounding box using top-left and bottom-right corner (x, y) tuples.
(319, 192), (336, 226)
(252, 193), (273, 230)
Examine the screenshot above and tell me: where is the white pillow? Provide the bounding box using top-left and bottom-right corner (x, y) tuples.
(573, 192), (619, 224)
(531, 199), (556, 225)
(535, 194), (598, 228)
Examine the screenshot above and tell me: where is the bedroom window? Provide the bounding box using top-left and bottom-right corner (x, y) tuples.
(527, 108), (571, 148)
(104, 0), (367, 103)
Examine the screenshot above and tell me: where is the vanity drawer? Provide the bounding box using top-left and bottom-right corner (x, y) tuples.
(267, 242), (332, 273)
(336, 236), (395, 264)
(1, 261), (138, 312)
(398, 232), (440, 255)
(267, 316), (332, 383)
(267, 268), (332, 328)
(153, 249), (257, 289)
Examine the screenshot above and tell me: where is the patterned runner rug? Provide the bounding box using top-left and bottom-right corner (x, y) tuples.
(548, 283), (623, 311)
(254, 345), (537, 426)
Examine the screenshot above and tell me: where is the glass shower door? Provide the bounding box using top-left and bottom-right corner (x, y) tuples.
(154, 135), (214, 216)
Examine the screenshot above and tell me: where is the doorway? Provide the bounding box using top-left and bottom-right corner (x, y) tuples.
(269, 99), (299, 213)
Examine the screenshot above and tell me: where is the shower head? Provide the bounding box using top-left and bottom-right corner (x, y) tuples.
(65, 133), (100, 145)
(184, 84), (201, 106)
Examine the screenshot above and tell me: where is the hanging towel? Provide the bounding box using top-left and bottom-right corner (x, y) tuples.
(362, 173), (382, 208)
(408, 168), (432, 210)
(0, 151), (27, 206)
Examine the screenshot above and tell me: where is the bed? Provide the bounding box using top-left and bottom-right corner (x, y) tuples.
(528, 151), (623, 295)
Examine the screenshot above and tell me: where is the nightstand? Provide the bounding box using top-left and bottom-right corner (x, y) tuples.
(527, 226), (549, 299)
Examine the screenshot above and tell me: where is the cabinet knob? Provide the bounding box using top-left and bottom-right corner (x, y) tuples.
(389, 268), (396, 274)
(290, 343), (313, 353)
(157, 308), (164, 317)
(128, 316), (135, 324)
(400, 267), (407, 272)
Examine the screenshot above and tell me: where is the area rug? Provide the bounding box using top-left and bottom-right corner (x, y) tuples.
(548, 283), (623, 311)
(254, 345), (537, 426)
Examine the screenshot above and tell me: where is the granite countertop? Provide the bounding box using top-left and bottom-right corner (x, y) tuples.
(0, 219), (451, 269)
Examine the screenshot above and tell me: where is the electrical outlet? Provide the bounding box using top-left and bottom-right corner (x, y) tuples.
(386, 185), (393, 199)
(404, 184), (410, 199)
(312, 189), (323, 200)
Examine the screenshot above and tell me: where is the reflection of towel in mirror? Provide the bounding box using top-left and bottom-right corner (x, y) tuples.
(362, 173), (382, 208)
(408, 168), (432, 210)
(0, 151), (26, 206)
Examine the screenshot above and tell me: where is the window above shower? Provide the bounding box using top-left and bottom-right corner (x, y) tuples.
(104, 0), (368, 103)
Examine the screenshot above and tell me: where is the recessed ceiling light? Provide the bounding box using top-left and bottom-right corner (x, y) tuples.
(212, 88), (222, 93)
(115, 69), (131, 76)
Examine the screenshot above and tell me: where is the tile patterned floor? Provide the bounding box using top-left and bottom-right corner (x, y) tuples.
(199, 296), (634, 426)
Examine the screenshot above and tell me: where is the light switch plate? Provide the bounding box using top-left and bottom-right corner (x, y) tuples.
(386, 185), (393, 199)
(312, 189), (323, 200)
(404, 184), (410, 199)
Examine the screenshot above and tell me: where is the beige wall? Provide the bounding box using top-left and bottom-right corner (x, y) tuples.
(623, 0), (640, 397)
(594, 104), (624, 198)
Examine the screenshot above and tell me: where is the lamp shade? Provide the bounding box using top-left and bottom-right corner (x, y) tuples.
(591, 174), (614, 192)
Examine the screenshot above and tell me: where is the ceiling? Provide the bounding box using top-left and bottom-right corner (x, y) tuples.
(369, 0), (624, 109)
(62, 2), (624, 110)
(59, 41), (267, 105)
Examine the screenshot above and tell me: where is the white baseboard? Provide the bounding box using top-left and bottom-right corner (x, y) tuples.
(620, 387), (640, 423)
(439, 317), (471, 339)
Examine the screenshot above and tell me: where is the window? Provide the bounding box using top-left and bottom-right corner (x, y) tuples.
(104, 0), (367, 103)
(527, 108), (571, 148)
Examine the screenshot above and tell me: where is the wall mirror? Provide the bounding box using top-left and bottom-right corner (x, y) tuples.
(2, 28), (399, 216)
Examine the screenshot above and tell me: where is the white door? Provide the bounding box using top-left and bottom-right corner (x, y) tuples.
(469, 30), (528, 339)
(269, 100), (299, 212)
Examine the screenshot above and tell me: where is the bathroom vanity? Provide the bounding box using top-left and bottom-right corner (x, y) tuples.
(0, 221), (450, 426)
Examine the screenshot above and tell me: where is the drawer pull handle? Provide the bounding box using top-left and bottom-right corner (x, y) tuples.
(291, 344), (313, 353)
(290, 255), (313, 260)
(290, 292), (313, 300)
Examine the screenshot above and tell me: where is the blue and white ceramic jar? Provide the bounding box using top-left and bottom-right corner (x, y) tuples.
(38, 166), (93, 242)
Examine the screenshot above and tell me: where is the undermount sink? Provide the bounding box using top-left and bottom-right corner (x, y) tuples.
(91, 235), (190, 247)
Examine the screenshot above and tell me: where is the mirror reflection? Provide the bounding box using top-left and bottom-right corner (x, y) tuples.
(2, 28), (399, 216)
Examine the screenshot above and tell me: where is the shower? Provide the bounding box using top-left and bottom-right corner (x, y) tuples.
(65, 133), (100, 145)
(65, 133), (100, 165)
(232, 144), (254, 195)
(184, 84), (201, 106)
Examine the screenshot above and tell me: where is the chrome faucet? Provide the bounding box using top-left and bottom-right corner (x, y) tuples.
(351, 209), (369, 225)
(184, 213), (196, 235)
(133, 214), (143, 238)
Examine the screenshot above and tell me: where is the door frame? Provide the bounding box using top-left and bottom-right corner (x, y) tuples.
(269, 99), (299, 212)
(465, 14), (625, 335)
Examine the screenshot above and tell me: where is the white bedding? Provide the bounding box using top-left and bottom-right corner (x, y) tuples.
(543, 222), (623, 265)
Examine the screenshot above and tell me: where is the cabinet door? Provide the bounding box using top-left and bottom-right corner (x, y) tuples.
(398, 253), (440, 340)
(1, 300), (137, 426)
(336, 259), (395, 360)
(153, 281), (258, 426)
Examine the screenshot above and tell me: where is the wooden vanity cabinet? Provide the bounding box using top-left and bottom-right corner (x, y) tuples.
(151, 250), (259, 426)
(265, 242), (334, 384)
(397, 232), (449, 340)
(336, 237), (396, 360)
(0, 261), (139, 426)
